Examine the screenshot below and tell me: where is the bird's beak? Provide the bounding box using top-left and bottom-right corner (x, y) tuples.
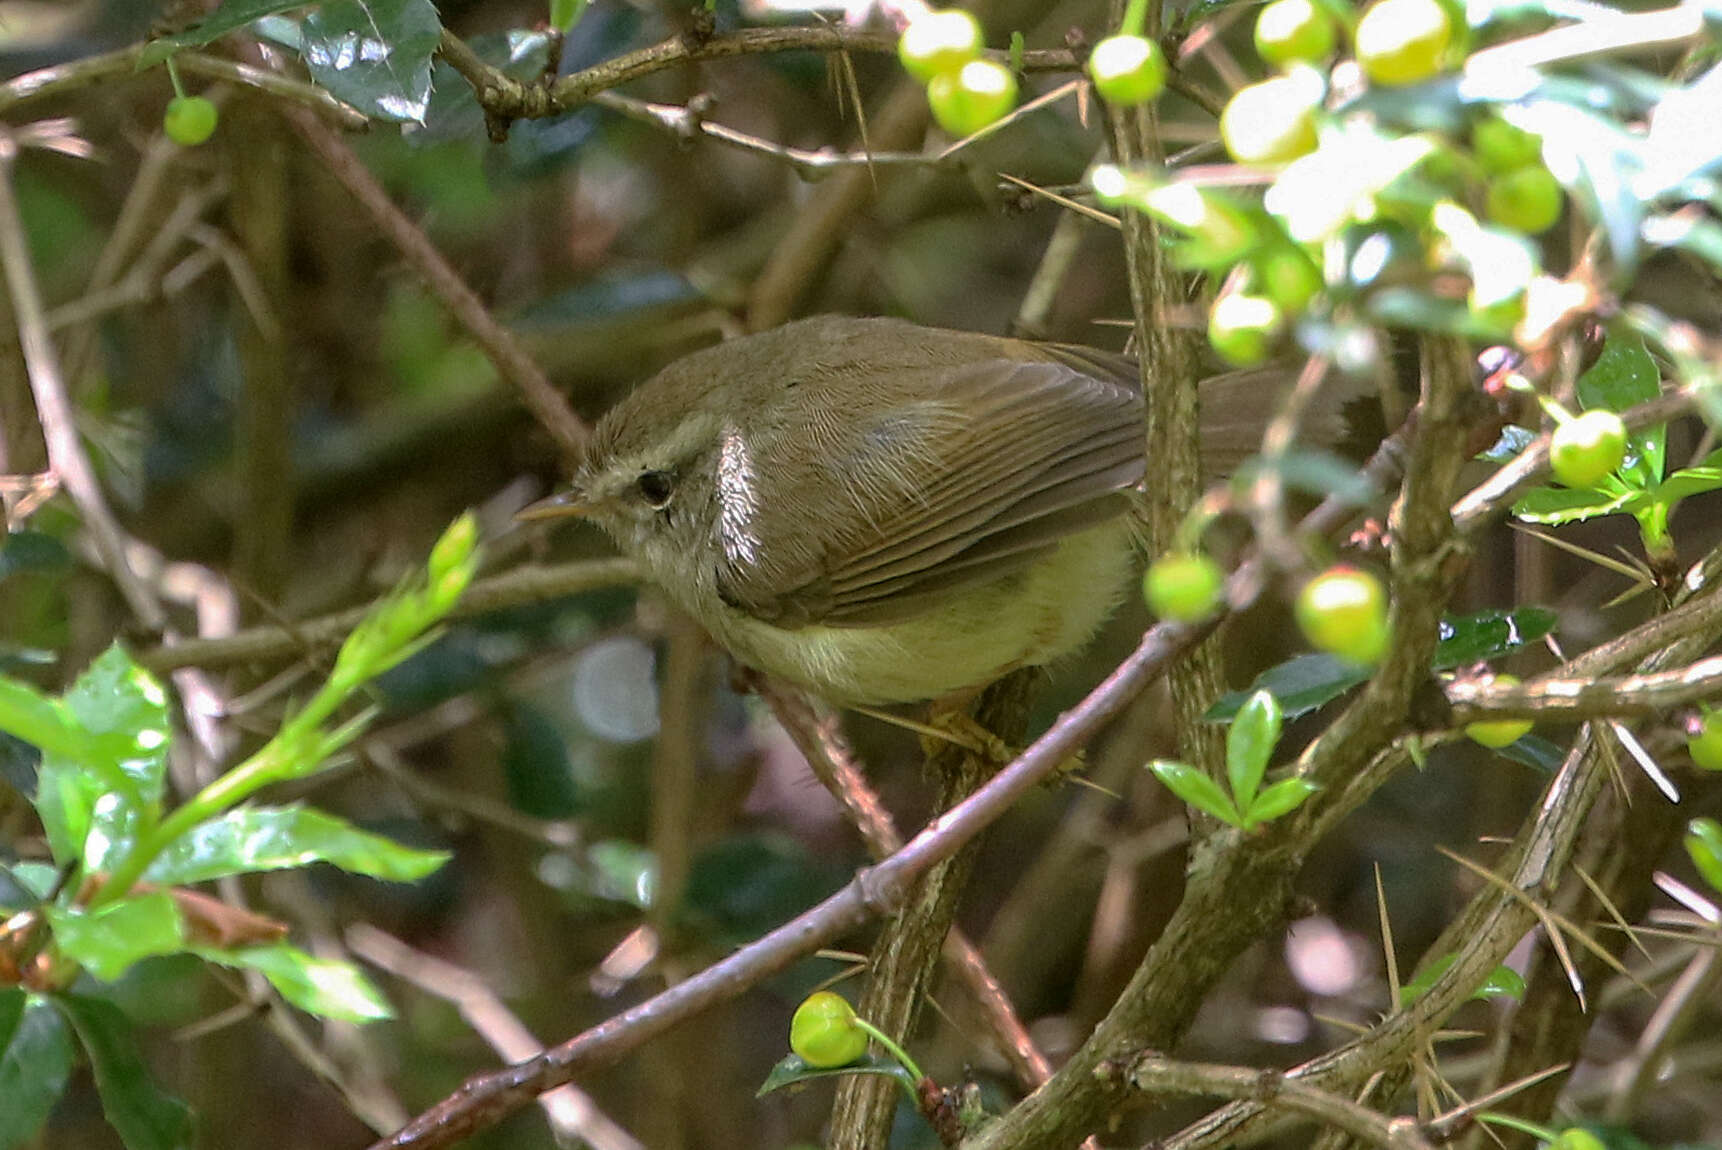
(517, 488), (594, 522)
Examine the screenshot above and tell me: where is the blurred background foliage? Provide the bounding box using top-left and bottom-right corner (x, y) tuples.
(0, 0), (1718, 1148)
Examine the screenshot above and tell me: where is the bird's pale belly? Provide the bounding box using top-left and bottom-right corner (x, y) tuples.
(706, 523), (1139, 705)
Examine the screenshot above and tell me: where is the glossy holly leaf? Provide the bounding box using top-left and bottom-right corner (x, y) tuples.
(138, 0), (315, 66)
(62, 646), (173, 810)
(144, 804), (449, 886)
(1431, 607), (1558, 668)
(1650, 456), (1722, 505)
(302, 0), (441, 124)
(1496, 733), (1567, 774)
(1578, 330), (1663, 485)
(1206, 655), (1369, 721)
(1148, 760), (1242, 826)
(54, 995), (192, 1150)
(0, 995), (74, 1150)
(756, 1052), (918, 1098)
(420, 29), (553, 144)
(1226, 691), (1282, 809)
(37, 646), (174, 872)
(1512, 482), (1635, 525)
(46, 892), (185, 982)
(195, 944), (393, 1022)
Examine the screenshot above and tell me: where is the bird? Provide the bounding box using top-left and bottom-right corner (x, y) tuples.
(524, 315), (1369, 706)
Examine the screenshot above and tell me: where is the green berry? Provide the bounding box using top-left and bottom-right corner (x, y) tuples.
(1253, 246), (1324, 313)
(1144, 552), (1225, 622)
(897, 10), (984, 82)
(1207, 292), (1284, 367)
(1550, 1132), (1606, 1150)
(1088, 34), (1167, 106)
(1689, 710), (1722, 771)
(1472, 115), (1542, 174)
(163, 95), (219, 146)
(1219, 70), (1323, 166)
(1254, 0), (1337, 67)
(1355, 0), (1452, 86)
(926, 59), (1018, 137)
(1296, 566), (1391, 665)
(1485, 164), (1563, 235)
(1549, 409), (1627, 489)
(789, 992), (869, 1068)
(1464, 674), (1533, 748)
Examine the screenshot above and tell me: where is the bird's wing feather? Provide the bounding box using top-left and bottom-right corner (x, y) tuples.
(712, 357), (1143, 627)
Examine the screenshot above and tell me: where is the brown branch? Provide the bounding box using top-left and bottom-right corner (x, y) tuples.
(1447, 653), (1722, 723)
(277, 104), (589, 458)
(1125, 1055), (1437, 1150)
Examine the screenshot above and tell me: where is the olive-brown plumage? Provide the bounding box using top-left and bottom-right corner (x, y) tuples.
(536, 315), (1360, 705)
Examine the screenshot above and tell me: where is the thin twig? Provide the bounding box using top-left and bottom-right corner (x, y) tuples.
(138, 557), (640, 672)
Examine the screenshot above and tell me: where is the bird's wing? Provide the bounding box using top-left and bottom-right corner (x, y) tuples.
(712, 357), (1144, 627)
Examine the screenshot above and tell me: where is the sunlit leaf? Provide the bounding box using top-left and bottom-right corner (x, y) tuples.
(302, 0), (442, 124)
(1243, 777), (1317, 826)
(144, 804), (449, 886)
(46, 892), (185, 982)
(1226, 691), (1282, 808)
(1148, 760), (1242, 826)
(53, 995), (192, 1150)
(0, 677), (90, 764)
(195, 944), (393, 1022)
(0, 996), (74, 1150)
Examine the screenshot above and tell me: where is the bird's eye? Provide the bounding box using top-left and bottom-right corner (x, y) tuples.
(636, 470), (676, 508)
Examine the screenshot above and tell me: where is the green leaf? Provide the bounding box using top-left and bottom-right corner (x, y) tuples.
(1242, 777), (1317, 827)
(1686, 817), (1722, 893)
(0, 676), (90, 762)
(1226, 691), (1282, 808)
(548, 0), (589, 32)
(195, 944), (393, 1022)
(34, 646), (173, 871)
(756, 1052), (919, 1098)
(144, 804), (449, 886)
(62, 644), (173, 808)
(46, 892), (186, 982)
(53, 995), (192, 1150)
(1650, 457), (1722, 505)
(1496, 733), (1567, 774)
(1577, 329), (1663, 485)
(1399, 954), (1526, 1005)
(0, 996), (75, 1150)
(1206, 655), (1370, 721)
(138, 0), (316, 65)
(1432, 607), (1559, 669)
(0, 990), (24, 1067)
(1512, 483), (1635, 525)
(1148, 760), (1242, 826)
(302, 0), (442, 124)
